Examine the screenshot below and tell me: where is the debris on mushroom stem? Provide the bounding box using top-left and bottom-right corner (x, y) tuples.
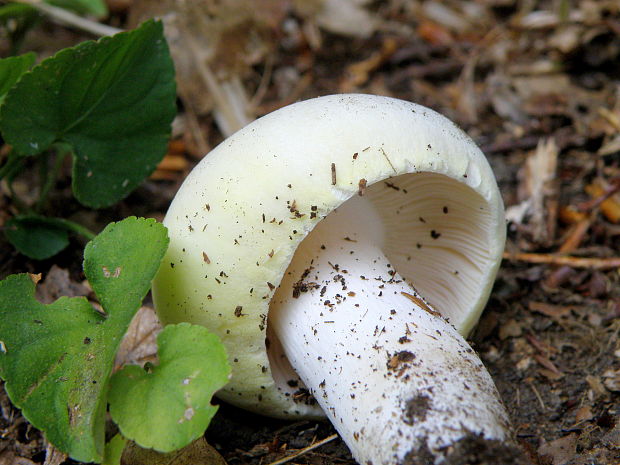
(269, 196), (514, 465)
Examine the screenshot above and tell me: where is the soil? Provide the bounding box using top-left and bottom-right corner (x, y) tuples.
(1, 1), (619, 465)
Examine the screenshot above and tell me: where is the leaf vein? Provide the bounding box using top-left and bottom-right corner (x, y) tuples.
(20, 351), (67, 404)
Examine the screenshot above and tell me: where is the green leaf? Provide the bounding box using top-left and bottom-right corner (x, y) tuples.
(0, 217), (169, 462)
(0, 2), (34, 21)
(0, 20), (176, 208)
(0, 52), (36, 104)
(109, 323), (230, 452)
(4, 215), (96, 260)
(103, 434), (127, 465)
(83, 217), (168, 316)
(46, 0), (108, 18)
(4, 216), (69, 260)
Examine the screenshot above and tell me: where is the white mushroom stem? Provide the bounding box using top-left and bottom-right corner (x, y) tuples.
(269, 196), (513, 464)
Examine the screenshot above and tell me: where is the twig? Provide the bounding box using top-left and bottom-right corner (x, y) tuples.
(526, 379), (547, 411)
(266, 434), (339, 465)
(557, 218), (592, 254)
(503, 251), (620, 270)
(16, 0), (121, 37)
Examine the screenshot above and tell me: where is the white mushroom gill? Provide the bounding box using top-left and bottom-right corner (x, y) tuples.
(366, 172), (498, 335)
(268, 195), (512, 465)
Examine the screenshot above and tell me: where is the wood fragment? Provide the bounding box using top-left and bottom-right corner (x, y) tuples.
(503, 252), (620, 270)
(156, 154), (188, 172)
(341, 37), (398, 91)
(558, 218), (591, 254)
(331, 163), (337, 185)
(582, 178), (620, 223)
(558, 206), (587, 224)
(400, 292), (441, 317)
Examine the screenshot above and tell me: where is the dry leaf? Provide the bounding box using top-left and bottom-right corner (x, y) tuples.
(505, 138), (559, 246)
(498, 319), (522, 340)
(586, 375), (607, 397)
(35, 265), (91, 304)
(121, 437), (227, 465)
(528, 301), (572, 319)
(537, 434), (577, 465)
(585, 178), (620, 224)
(114, 306), (162, 371)
(574, 405), (594, 423)
(417, 20), (453, 46)
(43, 442), (67, 465)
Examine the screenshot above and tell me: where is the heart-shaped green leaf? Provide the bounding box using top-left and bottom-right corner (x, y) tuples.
(0, 52), (35, 104)
(0, 217), (169, 462)
(109, 323), (230, 452)
(0, 20), (176, 207)
(4, 216), (70, 260)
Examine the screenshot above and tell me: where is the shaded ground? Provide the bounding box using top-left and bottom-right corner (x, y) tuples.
(1, 1), (619, 464)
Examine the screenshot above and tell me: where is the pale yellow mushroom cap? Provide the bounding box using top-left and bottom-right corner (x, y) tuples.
(152, 94), (506, 418)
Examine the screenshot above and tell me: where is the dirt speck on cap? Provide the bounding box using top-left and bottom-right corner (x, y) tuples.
(403, 394), (431, 425)
(387, 350), (415, 370)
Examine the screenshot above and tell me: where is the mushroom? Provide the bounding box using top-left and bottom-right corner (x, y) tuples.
(153, 94), (518, 464)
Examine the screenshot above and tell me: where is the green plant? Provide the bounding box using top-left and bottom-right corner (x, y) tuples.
(0, 217), (230, 463)
(0, 19), (176, 259)
(0, 17), (230, 464)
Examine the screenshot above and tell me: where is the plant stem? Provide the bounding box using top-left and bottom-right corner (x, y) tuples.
(52, 217), (96, 241)
(14, 0), (121, 37)
(0, 152), (24, 180)
(0, 152), (28, 212)
(36, 146), (69, 212)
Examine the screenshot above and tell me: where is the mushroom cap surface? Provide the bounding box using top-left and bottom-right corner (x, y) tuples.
(152, 94), (506, 418)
